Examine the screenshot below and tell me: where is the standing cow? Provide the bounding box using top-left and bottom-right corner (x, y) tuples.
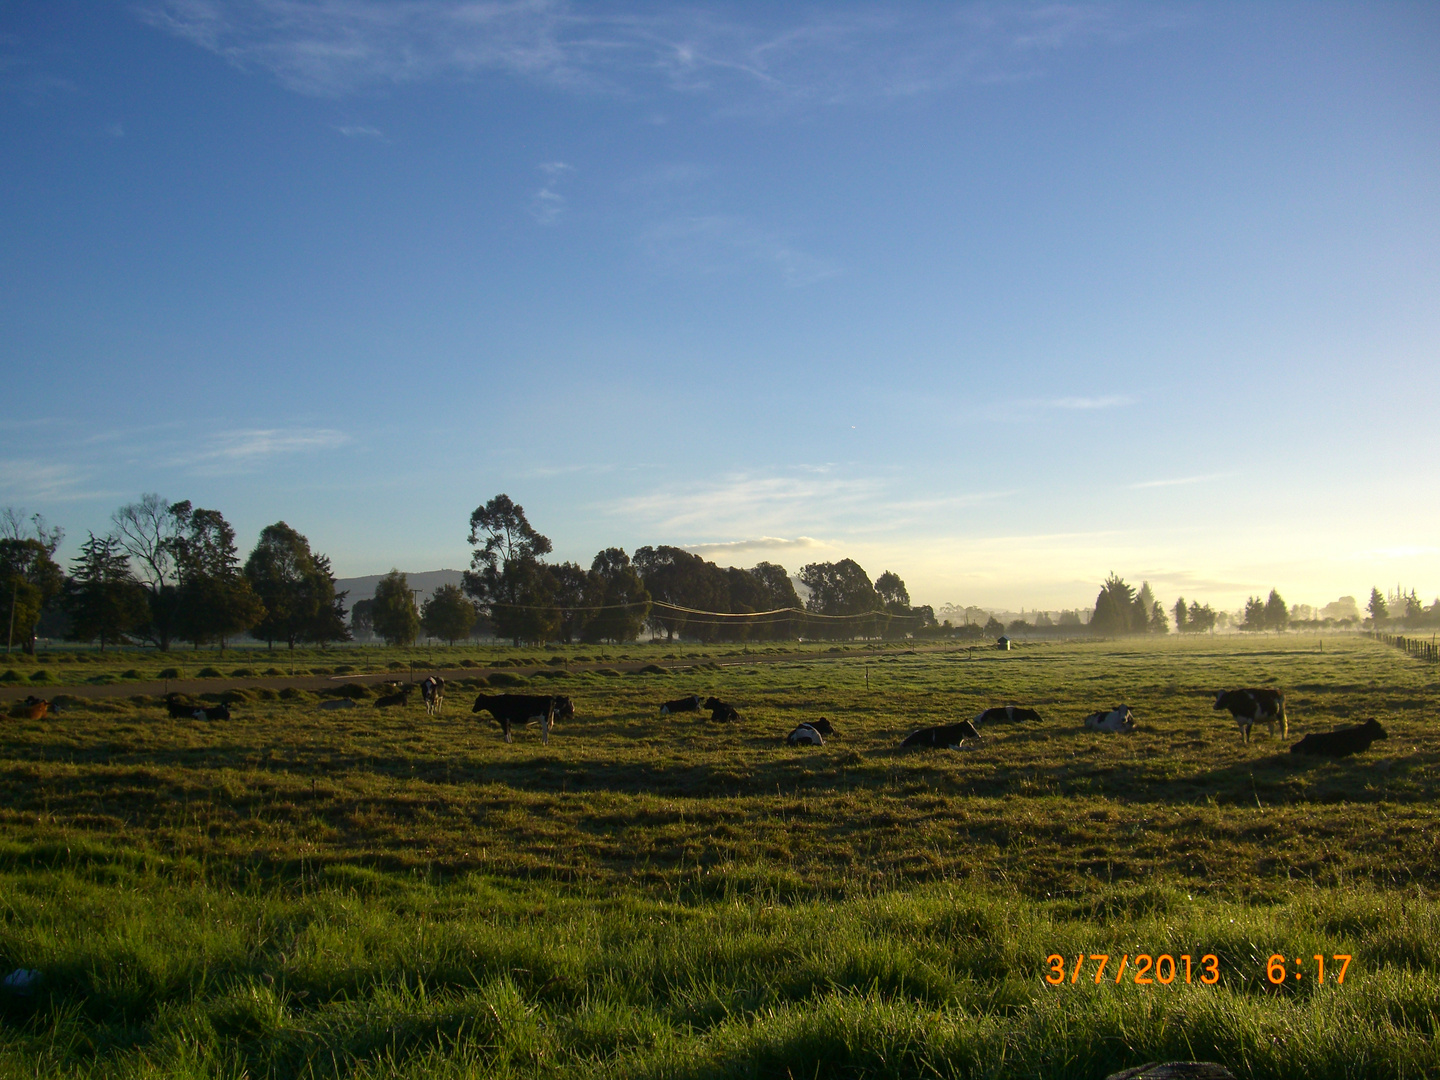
(1214, 689), (1287, 743)
(421, 676), (446, 716)
(472, 693), (575, 743)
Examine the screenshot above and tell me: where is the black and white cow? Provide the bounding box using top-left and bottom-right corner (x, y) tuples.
(472, 693), (575, 743)
(1214, 689), (1287, 743)
(421, 675), (446, 716)
(703, 696), (740, 722)
(660, 694), (702, 716)
(973, 705), (1042, 726)
(901, 720), (980, 748)
(786, 717), (835, 746)
(1083, 705), (1135, 733)
(1290, 719), (1388, 758)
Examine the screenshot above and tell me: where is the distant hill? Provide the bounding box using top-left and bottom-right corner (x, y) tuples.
(334, 569), (466, 607)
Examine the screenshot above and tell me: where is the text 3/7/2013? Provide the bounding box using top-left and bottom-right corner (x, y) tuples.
(1045, 953), (1354, 986)
(1047, 953), (1218, 986)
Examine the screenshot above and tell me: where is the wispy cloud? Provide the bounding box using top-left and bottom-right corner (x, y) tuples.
(684, 535), (828, 557)
(161, 427), (351, 474)
(611, 470), (880, 533)
(0, 459), (100, 502)
(1129, 472), (1228, 490)
(105, 121), (125, 138)
(530, 161), (573, 225)
(134, 2), (1172, 106)
(1035, 395), (1136, 410)
(1346, 545), (1440, 561)
(334, 123), (383, 138)
(641, 214), (839, 286)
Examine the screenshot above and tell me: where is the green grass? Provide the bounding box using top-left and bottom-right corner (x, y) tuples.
(1, 635), (1438, 1078)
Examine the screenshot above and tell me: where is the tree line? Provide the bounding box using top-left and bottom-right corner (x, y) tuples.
(355, 495), (941, 647)
(2, 499), (347, 654)
(0, 494), (938, 652)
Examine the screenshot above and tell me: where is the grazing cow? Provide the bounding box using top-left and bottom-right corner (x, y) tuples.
(421, 676), (446, 716)
(972, 705), (1041, 726)
(472, 693), (575, 743)
(319, 698), (359, 710)
(17, 696), (49, 721)
(660, 694), (702, 716)
(1290, 719), (1388, 758)
(1214, 688), (1287, 743)
(374, 685), (412, 708)
(703, 696), (740, 722)
(901, 720), (980, 748)
(1083, 705), (1136, 733)
(196, 702), (231, 721)
(787, 723), (825, 746)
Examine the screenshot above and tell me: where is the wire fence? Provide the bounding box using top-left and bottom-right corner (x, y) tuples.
(1371, 631), (1439, 663)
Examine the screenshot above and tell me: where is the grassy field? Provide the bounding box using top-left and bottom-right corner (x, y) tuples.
(1, 634), (1437, 1078)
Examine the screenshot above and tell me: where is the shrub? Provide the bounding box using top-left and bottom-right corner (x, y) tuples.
(634, 664), (667, 675)
(197, 667), (222, 678)
(332, 664), (355, 674)
(487, 671), (527, 688)
(121, 669), (143, 679)
(263, 668), (283, 677)
(278, 687), (315, 702)
(387, 661), (407, 671)
(29, 670), (52, 684)
(230, 668), (255, 677)
(459, 659), (477, 668)
(331, 682), (372, 699)
(157, 667), (183, 680)
(0, 670), (20, 683)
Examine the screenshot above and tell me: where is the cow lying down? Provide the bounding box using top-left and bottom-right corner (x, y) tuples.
(1290, 719), (1388, 758)
(973, 705), (1041, 726)
(165, 694), (230, 720)
(703, 696), (740, 722)
(1083, 705), (1135, 733)
(901, 720), (980, 748)
(787, 718), (835, 746)
(660, 694), (702, 715)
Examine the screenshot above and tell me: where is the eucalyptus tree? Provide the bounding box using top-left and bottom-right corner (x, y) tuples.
(244, 521), (349, 649)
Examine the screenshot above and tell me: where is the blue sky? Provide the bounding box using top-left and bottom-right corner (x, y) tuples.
(3, 1), (1437, 611)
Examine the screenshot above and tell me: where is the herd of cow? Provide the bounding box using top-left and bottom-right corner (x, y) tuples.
(7, 679), (1392, 760)
(330, 678), (1390, 758)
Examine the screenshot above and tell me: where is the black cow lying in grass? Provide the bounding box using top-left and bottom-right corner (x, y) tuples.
(165, 693), (230, 721)
(373, 685), (412, 708)
(901, 720), (979, 748)
(786, 718), (835, 746)
(703, 696), (740, 722)
(1214, 688), (1287, 743)
(660, 694), (702, 716)
(1290, 719), (1388, 758)
(472, 693), (575, 743)
(973, 705), (1041, 726)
